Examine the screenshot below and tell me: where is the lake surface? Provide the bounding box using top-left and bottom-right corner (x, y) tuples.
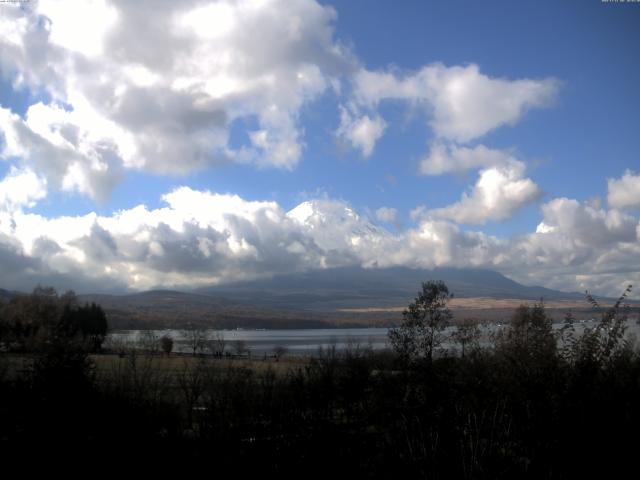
(108, 327), (392, 355)
(107, 319), (640, 356)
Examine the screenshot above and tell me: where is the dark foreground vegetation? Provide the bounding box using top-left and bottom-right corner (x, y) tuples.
(1, 284), (639, 478)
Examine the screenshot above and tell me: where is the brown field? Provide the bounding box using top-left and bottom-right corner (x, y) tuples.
(337, 297), (602, 313)
(334, 296), (637, 325)
(0, 352), (311, 384)
(90, 352), (310, 375)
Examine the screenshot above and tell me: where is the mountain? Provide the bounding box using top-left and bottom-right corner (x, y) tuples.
(100, 266), (589, 328)
(196, 266), (582, 310)
(77, 290), (334, 330)
(0, 288), (16, 301)
(2, 267), (604, 329)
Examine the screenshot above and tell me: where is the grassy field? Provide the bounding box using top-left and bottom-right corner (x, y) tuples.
(1, 351), (311, 382)
(91, 352), (309, 375)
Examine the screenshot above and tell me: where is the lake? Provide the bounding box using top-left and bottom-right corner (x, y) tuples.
(108, 327), (393, 355)
(107, 319), (640, 356)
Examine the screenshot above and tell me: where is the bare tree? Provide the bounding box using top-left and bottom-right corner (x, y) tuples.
(206, 331), (226, 357)
(273, 345), (288, 361)
(103, 334), (133, 358)
(232, 339), (247, 357)
(138, 330), (160, 356)
(183, 326), (208, 356)
(176, 358), (207, 431)
(452, 319), (481, 358)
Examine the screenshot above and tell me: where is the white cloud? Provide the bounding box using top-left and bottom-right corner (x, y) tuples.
(0, 166), (47, 212)
(0, 104), (125, 200)
(37, 0), (119, 57)
(535, 197), (637, 247)
(336, 105), (386, 157)
(429, 162), (542, 224)
(608, 170), (640, 210)
(0, 186), (637, 297)
(287, 199), (392, 264)
(0, 3), (636, 298)
(501, 197), (640, 295)
(0, 0), (352, 198)
(353, 63), (558, 143)
(375, 207), (398, 224)
(420, 142), (514, 175)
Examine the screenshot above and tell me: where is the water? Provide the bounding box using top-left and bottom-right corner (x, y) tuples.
(106, 319), (640, 356)
(107, 327), (392, 355)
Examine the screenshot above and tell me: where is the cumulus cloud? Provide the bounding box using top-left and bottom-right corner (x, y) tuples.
(0, 3), (636, 298)
(608, 170), (640, 210)
(429, 162), (542, 224)
(0, 166), (47, 211)
(0, 185), (637, 297)
(0, 0), (352, 198)
(420, 142), (514, 175)
(535, 198), (637, 247)
(502, 197), (640, 295)
(375, 207), (398, 224)
(0, 104), (124, 201)
(353, 63), (558, 143)
(336, 105), (386, 157)
(0, 188), (391, 291)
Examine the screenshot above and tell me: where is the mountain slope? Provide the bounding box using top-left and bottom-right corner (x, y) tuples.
(2, 267), (595, 329)
(196, 266), (582, 310)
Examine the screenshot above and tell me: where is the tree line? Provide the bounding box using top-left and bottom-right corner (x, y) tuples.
(0, 281), (638, 477)
(0, 286), (108, 353)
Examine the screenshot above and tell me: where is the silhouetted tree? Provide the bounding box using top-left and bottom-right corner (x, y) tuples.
(273, 345), (288, 361)
(565, 285), (634, 369)
(495, 300), (556, 369)
(233, 339), (247, 357)
(138, 330), (160, 356)
(0, 287), (107, 352)
(388, 280), (453, 364)
(183, 325), (208, 356)
(452, 318), (481, 358)
(206, 331), (226, 357)
(160, 335), (174, 356)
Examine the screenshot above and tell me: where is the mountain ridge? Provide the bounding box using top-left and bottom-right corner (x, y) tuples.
(195, 266), (584, 310)
(3, 267), (623, 330)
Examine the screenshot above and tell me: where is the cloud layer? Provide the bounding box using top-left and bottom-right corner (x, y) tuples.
(0, 183), (637, 297)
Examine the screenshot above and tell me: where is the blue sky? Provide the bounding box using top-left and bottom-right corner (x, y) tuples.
(0, 0), (639, 296)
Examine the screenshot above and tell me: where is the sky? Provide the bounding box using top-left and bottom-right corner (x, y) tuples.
(0, 0), (639, 297)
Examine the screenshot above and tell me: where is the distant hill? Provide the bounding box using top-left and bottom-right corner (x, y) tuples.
(4, 267), (623, 329)
(196, 266), (583, 310)
(77, 290), (335, 330)
(0, 288), (19, 301)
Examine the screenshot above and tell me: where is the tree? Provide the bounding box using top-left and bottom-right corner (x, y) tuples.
(183, 325), (208, 356)
(495, 300), (556, 367)
(0, 287), (108, 353)
(138, 331), (160, 356)
(388, 280), (453, 364)
(160, 335), (174, 356)
(206, 331), (226, 357)
(452, 318), (481, 358)
(562, 285), (634, 369)
(273, 345), (288, 361)
(232, 339), (247, 357)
